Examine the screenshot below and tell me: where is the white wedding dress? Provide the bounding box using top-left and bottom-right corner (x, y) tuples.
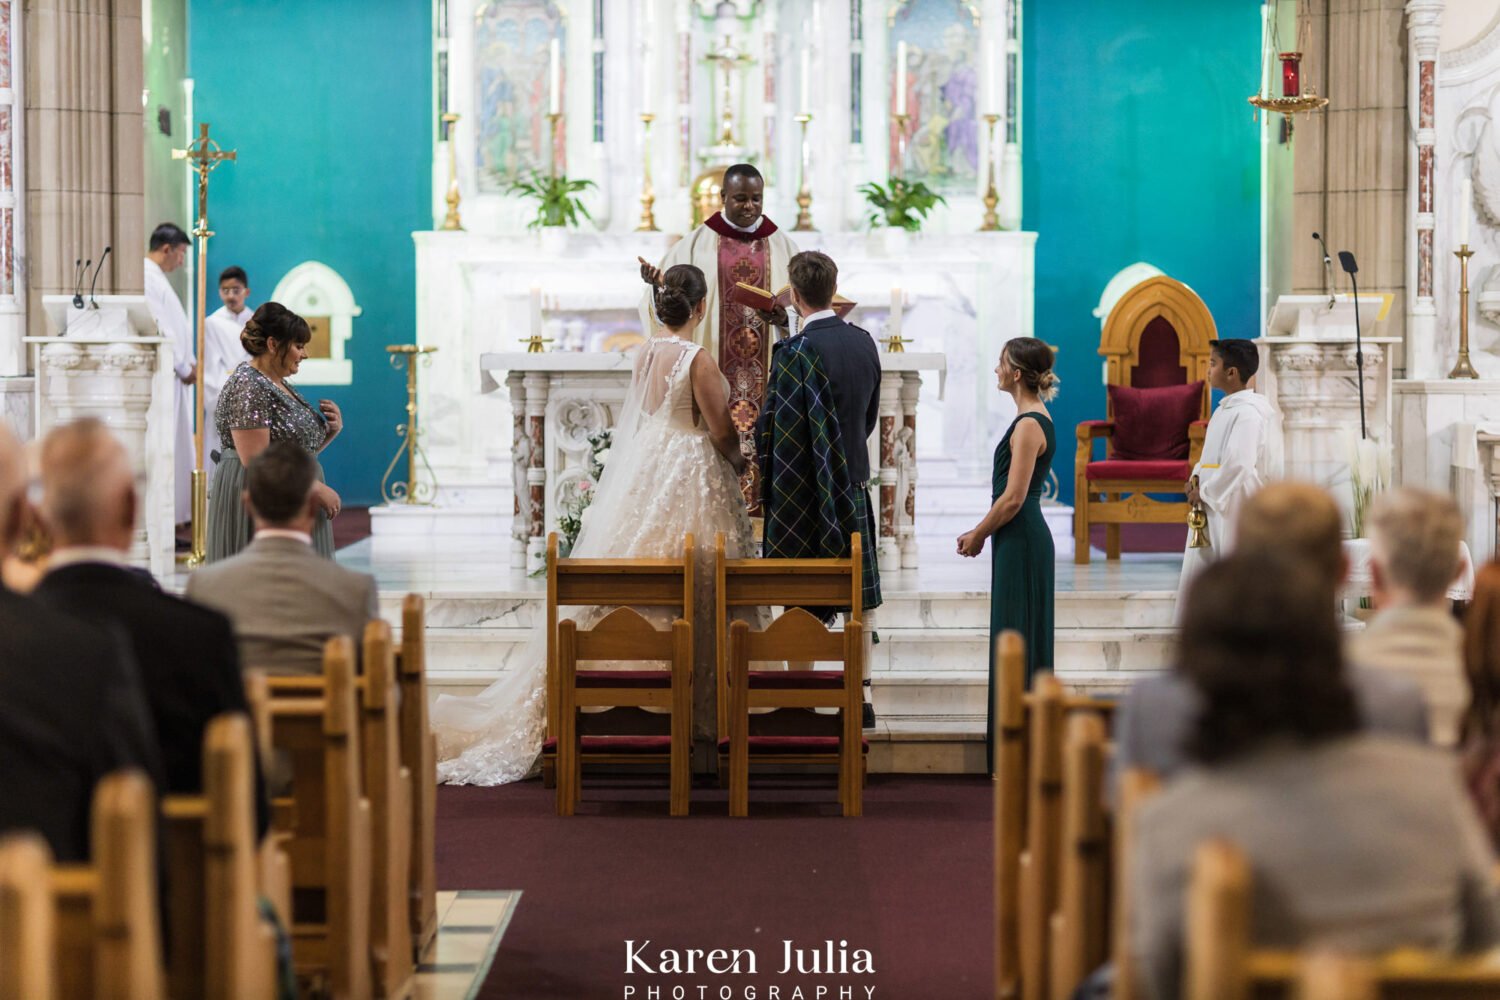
(432, 335), (764, 785)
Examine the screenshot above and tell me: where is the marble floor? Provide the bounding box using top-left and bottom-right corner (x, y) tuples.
(414, 890), (520, 1000)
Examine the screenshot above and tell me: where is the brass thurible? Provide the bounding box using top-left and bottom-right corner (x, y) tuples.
(1187, 475), (1211, 549)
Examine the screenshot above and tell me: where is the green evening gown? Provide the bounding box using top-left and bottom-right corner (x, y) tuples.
(987, 411), (1056, 773)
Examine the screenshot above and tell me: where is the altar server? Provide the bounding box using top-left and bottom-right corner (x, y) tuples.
(204, 266), (254, 464)
(1175, 338), (1283, 619)
(143, 223), (196, 523)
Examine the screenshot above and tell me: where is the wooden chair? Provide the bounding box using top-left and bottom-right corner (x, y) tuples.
(542, 531), (696, 786)
(1109, 767), (1161, 1000)
(1047, 712), (1110, 1000)
(0, 834), (55, 1000)
(52, 771), (164, 1000)
(395, 593), (438, 958)
(1074, 274), (1215, 564)
(1186, 840), (1500, 1000)
(162, 713), (280, 1000)
(265, 636), (373, 1000)
(240, 671), (294, 933)
(715, 531), (868, 817)
(556, 609), (693, 815)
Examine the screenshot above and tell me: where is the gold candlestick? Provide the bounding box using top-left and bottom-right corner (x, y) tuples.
(520, 334), (554, 354)
(441, 113), (463, 231)
(547, 112), (563, 178)
(893, 112), (910, 179)
(980, 113), (1001, 231)
(793, 113), (815, 232)
(380, 345), (440, 505)
(636, 114), (658, 232)
(881, 334), (912, 353)
(1449, 245), (1480, 379)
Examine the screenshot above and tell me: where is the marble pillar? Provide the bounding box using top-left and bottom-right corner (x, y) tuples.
(1406, 0), (1443, 378)
(0, 0), (23, 377)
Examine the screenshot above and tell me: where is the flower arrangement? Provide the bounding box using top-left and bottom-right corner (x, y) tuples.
(857, 178), (947, 232)
(552, 429), (616, 558)
(507, 169), (597, 229)
(1342, 425), (1392, 539)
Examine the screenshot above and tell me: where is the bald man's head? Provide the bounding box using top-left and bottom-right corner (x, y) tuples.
(39, 419), (136, 551)
(0, 422), (24, 549)
(1235, 482), (1347, 593)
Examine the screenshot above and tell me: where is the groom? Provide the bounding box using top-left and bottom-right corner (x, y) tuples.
(756, 250), (882, 725)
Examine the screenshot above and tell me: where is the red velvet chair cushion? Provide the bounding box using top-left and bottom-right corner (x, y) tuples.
(1107, 381), (1203, 460)
(747, 670), (846, 689)
(542, 735), (673, 754)
(575, 670), (671, 688)
(716, 736), (871, 754)
(1085, 459), (1191, 482)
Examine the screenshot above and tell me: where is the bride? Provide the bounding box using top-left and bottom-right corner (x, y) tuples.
(432, 264), (764, 785)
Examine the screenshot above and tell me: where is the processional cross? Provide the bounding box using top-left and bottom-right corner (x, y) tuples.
(172, 123), (236, 566)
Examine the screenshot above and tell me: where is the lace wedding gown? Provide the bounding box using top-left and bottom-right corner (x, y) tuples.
(432, 335), (764, 785)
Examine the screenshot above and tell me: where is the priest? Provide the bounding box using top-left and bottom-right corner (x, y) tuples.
(143, 223), (196, 525)
(638, 163), (799, 512)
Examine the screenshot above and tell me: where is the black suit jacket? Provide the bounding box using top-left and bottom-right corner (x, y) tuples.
(0, 583), (163, 862)
(798, 315), (882, 484)
(33, 562), (268, 838)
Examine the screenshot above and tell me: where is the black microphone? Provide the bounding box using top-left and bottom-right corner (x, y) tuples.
(1337, 250), (1367, 440)
(1313, 232), (1335, 306)
(70, 258), (86, 308)
(87, 246), (111, 308)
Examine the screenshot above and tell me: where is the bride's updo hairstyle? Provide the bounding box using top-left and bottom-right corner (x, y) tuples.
(241, 302), (311, 363)
(654, 264), (708, 329)
(1004, 336), (1060, 402)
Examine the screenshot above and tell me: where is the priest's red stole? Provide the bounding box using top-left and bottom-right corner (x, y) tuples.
(715, 228), (771, 515)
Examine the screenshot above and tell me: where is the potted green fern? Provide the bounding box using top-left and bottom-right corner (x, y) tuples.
(509, 169), (596, 251)
(859, 177), (946, 253)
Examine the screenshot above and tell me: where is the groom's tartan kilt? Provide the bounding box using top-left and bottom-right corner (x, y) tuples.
(757, 335), (883, 618)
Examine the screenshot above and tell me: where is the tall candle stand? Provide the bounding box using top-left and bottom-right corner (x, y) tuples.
(380, 344), (440, 505)
(979, 113), (1001, 231)
(793, 113), (815, 231)
(547, 112), (563, 178)
(441, 113), (463, 231)
(1449, 244), (1480, 379)
(893, 113), (910, 178)
(636, 113), (658, 231)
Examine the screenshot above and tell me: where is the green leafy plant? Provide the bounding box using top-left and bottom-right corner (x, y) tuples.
(857, 178), (947, 232)
(507, 169), (597, 229)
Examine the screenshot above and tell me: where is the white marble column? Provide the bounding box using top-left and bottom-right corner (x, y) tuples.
(0, 0), (24, 376)
(1406, 0), (1443, 377)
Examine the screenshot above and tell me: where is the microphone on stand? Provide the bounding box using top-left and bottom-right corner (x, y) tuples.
(1312, 232), (1335, 308)
(87, 246), (112, 308)
(71, 258), (88, 309)
(1338, 250), (1367, 440)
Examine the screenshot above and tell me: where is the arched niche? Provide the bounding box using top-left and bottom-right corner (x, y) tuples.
(270, 261), (362, 386)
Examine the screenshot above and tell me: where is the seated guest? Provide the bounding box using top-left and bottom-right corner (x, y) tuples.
(1114, 482), (1427, 792)
(31, 419), (266, 837)
(1349, 487), (1467, 745)
(188, 440), (376, 675)
(0, 422), (163, 861)
(1461, 562), (1500, 850)
(1131, 553), (1500, 1000)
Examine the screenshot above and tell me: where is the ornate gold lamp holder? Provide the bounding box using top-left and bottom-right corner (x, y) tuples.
(441, 112), (463, 231)
(636, 113), (658, 232)
(1449, 245), (1480, 379)
(380, 345), (440, 505)
(980, 113), (1001, 231)
(1249, 44), (1327, 142)
(793, 113), (815, 231)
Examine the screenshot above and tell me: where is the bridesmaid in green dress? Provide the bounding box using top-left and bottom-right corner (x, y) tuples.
(957, 337), (1058, 773)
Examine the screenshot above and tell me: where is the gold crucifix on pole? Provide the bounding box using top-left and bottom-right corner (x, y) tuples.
(172, 123), (236, 566)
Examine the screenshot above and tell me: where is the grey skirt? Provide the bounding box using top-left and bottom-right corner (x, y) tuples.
(207, 449), (336, 562)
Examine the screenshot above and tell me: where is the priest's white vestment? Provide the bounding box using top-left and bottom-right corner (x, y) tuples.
(204, 304), (251, 463)
(144, 257), (195, 521)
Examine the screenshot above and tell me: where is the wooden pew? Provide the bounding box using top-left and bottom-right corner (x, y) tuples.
(1186, 839), (1500, 1000)
(1109, 767), (1160, 1000)
(993, 631), (1027, 1000)
(556, 609), (693, 815)
(395, 593), (438, 957)
(265, 636), (373, 1000)
(0, 834), (55, 1000)
(1047, 711), (1109, 1000)
(162, 713), (280, 1000)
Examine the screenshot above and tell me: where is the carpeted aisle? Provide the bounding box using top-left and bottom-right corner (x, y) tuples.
(437, 775), (993, 999)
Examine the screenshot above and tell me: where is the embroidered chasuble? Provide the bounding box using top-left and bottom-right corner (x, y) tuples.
(639, 213), (798, 514)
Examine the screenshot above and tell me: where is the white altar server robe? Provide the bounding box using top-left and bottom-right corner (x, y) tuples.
(204, 304), (252, 462)
(1175, 390), (1283, 617)
(144, 257), (195, 521)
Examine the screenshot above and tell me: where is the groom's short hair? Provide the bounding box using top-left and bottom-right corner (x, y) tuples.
(789, 251), (837, 310)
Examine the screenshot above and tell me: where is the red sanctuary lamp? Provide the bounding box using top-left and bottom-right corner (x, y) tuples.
(1280, 52), (1301, 97)
(1249, 43), (1327, 142)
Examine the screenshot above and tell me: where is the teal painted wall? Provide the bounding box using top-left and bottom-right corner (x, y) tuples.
(1022, 0), (1261, 504)
(188, 0), (431, 505)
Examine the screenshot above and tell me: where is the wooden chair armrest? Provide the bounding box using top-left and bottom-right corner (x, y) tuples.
(1188, 420), (1209, 465)
(1076, 420), (1115, 442)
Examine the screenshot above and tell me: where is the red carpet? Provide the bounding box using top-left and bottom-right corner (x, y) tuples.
(437, 776), (994, 999)
(332, 506), (371, 549)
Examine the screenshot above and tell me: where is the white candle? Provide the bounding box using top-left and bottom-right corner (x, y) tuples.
(530, 286), (543, 339)
(890, 287), (902, 341)
(800, 47), (811, 115)
(642, 49), (652, 114)
(549, 38), (562, 116)
(895, 42), (908, 116)
(1460, 177), (1472, 247)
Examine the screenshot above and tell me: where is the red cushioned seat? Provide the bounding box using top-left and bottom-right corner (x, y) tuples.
(717, 736), (870, 754)
(543, 735), (672, 754)
(1085, 459), (1191, 482)
(747, 670), (845, 689)
(575, 669), (671, 688)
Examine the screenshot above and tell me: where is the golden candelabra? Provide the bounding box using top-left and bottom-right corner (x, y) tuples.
(171, 123), (237, 567)
(980, 114), (1001, 231)
(441, 112), (463, 231)
(380, 345), (439, 505)
(636, 113), (658, 232)
(893, 112), (910, 179)
(547, 112), (563, 178)
(1449, 245), (1480, 379)
(1187, 476), (1210, 548)
(793, 113), (815, 232)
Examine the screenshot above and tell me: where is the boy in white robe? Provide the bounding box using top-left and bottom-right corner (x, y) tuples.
(203, 266), (253, 465)
(1176, 339), (1283, 618)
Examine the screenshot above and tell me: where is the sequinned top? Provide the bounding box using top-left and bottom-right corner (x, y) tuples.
(215, 361), (327, 454)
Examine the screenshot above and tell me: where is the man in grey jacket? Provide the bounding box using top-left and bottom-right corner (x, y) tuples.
(187, 441), (376, 676)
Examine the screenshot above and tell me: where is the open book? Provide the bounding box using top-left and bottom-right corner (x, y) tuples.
(728, 282), (856, 320)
